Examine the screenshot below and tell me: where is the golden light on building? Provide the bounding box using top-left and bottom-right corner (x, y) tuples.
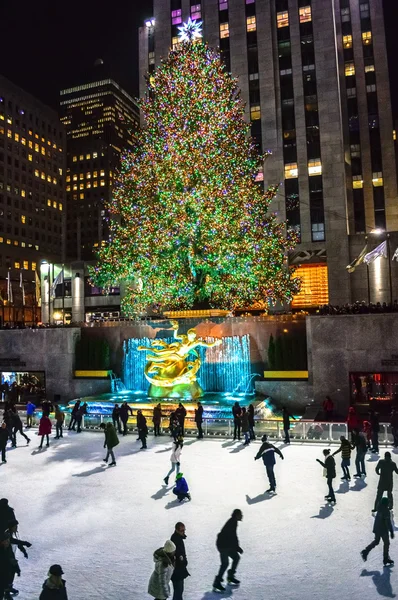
(292, 264), (329, 308)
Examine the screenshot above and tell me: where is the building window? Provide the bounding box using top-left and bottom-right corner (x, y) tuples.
(277, 11), (289, 28)
(86, 153), (91, 160)
(191, 3), (201, 20)
(308, 159), (322, 176)
(59, 203), (63, 211)
(79, 154), (84, 161)
(219, 0), (228, 9)
(350, 144), (361, 158)
(285, 162), (298, 179)
(360, 3), (370, 19)
(172, 36), (181, 50)
(23, 260), (28, 270)
(220, 23), (229, 38)
(171, 9), (182, 25)
(343, 34), (353, 49)
(299, 6), (311, 23)
(21, 215), (26, 224)
(32, 262), (36, 271)
(364, 64), (375, 73)
(100, 180), (105, 187)
(311, 223), (325, 242)
(250, 105), (261, 120)
(353, 176), (363, 189)
(14, 261), (20, 269)
(247, 16), (256, 32)
(80, 193), (84, 200)
(345, 62), (355, 76)
(341, 7), (350, 22)
(362, 31), (372, 45)
(372, 172), (383, 187)
(280, 68), (292, 76)
(72, 156), (77, 162)
(149, 52), (155, 65)
(366, 84), (376, 93)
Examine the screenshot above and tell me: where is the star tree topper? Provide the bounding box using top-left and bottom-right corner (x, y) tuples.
(177, 18), (203, 43)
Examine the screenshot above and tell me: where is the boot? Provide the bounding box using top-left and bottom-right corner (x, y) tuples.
(164, 476), (169, 485)
(361, 550), (368, 562)
(213, 578), (225, 593)
(227, 570), (240, 585)
(384, 557), (394, 566)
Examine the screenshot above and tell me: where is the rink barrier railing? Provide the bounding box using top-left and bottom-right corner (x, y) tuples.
(17, 413), (396, 444)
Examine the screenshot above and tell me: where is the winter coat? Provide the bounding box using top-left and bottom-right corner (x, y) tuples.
(318, 455), (336, 479)
(216, 517), (240, 552)
(355, 432), (367, 453)
(170, 446), (182, 464)
(119, 404), (132, 422)
(55, 409), (65, 424)
(194, 405), (203, 424)
(255, 441), (283, 466)
(71, 402), (80, 417)
(241, 412), (249, 433)
(232, 404), (241, 420)
(0, 501), (16, 532)
(247, 404), (255, 427)
(76, 404), (87, 419)
(11, 413), (23, 429)
(334, 439), (353, 460)
(41, 401), (53, 417)
(26, 402), (36, 416)
(39, 416), (52, 435)
(112, 406), (120, 420)
(176, 406), (186, 425)
(137, 413), (148, 434)
(39, 577), (68, 600)
(282, 408), (294, 430)
(104, 423), (119, 449)
(174, 477), (189, 495)
(373, 504), (393, 537)
(347, 409), (359, 431)
(376, 458), (398, 490)
(148, 548), (175, 599)
(171, 532), (189, 581)
(0, 545), (18, 590)
(363, 420), (372, 440)
(0, 427), (8, 448)
(153, 406), (162, 425)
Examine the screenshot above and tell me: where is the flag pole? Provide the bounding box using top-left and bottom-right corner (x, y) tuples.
(387, 233), (393, 306)
(365, 236), (370, 304)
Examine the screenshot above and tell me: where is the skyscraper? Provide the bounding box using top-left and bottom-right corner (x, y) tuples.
(60, 62), (140, 261)
(139, 0), (398, 307)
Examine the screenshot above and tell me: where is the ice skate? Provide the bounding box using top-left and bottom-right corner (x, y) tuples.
(227, 574), (240, 585)
(266, 487), (276, 493)
(361, 550), (368, 562)
(164, 476), (169, 485)
(384, 558), (394, 566)
(109, 461), (116, 466)
(103, 457), (108, 463)
(213, 578), (226, 593)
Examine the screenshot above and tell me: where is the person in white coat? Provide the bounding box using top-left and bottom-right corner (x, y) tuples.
(164, 440), (183, 485)
(148, 540), (176, 600)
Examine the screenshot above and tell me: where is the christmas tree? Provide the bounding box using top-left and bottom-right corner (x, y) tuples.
(91, 25), (300, 315)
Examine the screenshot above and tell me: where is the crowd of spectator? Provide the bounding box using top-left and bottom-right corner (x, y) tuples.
(318, 301), (398, 315)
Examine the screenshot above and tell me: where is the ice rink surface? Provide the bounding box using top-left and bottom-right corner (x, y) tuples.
(1, 431), (398, 599)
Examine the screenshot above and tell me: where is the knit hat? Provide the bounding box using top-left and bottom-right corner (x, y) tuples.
(163, 540), (176, 554)
(49, 564), (64, 576)
(176, 472), (183, 479)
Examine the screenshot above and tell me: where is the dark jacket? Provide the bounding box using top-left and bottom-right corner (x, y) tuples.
(247, 404), (254, 427)
(0, 501), (16, 532)
(317, 455), (336, 479)
(137, 413), (148, 434)
(39, 578), (68, 600)
(255, 441), (284, 466)
(355, 432), (368, 453)
(241, 412), (249, 433)
(176, 406), (187, 425)
(112, 406), (120, 420)
(76, 404), (87, 419)
(232, 404), (241, 420)
(0, 545), (18, 589)
(11, 413), (23, 429)
(195, 405), (203, 424)
(282, 408), (295, 430)
(170, 532), (189, 581)
(153, 406), (162, 425)
(104, 423), (119, 449)
(41, 401), (53, 417)
(370, 413), (380, 433)
(376, 458), (398, 490)
(119, 404), (132, 422)
(216, 517), (241, 552)
(0, 427), (8, 448)
(373, 505), (393, 537)
(71, 401), (80, 417)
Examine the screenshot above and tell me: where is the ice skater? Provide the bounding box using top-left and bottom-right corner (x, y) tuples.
(254, 434), (284, 493)
(332, 435), (354, 481)
(370, 410), (380, 453)
(316, 449), (336, 504)
(54, 405), (65, 439)
(247, 403), (255, 440)
(353, 430), (368, 478)
(25, 401), (36, 428)
(38, 414), (52, 449)
(75, 402), (87, 433)
(241, 407), (250, 445)
(100, 422), (119, 466)
(0, 530), (21, 600)
(195, 401), (204, 439)
(282, 406), (296, 444)
(7, 519), (32, 559)
(0, 422), (8, 464)
(361, 497), (394, 566)
(112, 404), (122, 434)
(372, 451), (398, 512)
(213, 509), (243, 593)
(232, 401), (242, 441)
(119, 401), (133, 436)
(137, 409), (148, 449)
(11, 412), (30, 447)
(170, 522), (189, 600)
(173, 473), (191, 503)
(164, 440), (183, 485)
(39, 564), (68, 600)
(153, 403), (162, 437)
(176, 403), (187, 437)
(148, 540), (176, 600)
(68, 400), (80, 431)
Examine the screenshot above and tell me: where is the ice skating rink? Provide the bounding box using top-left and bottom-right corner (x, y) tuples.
(2, 432), (397, 599)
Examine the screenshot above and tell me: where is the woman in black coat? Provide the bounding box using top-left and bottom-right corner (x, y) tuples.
(39, 564), (68, 600)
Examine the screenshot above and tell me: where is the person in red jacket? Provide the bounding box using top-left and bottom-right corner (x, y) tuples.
(347, 406), (360, 443)
(38, 415), (52, 449)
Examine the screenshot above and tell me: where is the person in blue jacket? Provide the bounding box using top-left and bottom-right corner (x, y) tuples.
(173, 473), (191, 503)
(254, 434), (284, 493)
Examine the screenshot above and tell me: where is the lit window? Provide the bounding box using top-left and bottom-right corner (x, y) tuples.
(86, 153), (91, 160)
(21, 242), (25, 247)
(23, 261), (28, 270)
(250, 105), (261, 120)
(92, 152), (98, 159)
(6, 239), (11, 245)
(0, 126), (3, 135)
(34, 169), (39, 177)
(41, 172), (45, 180)
(249, 73), (259, 81)
(86, 182), (92, 189)
(394, 130), (397, 141)
(100, 180), (105, 187)
(79, 154), (84, 161)
(247, 16), (256, 32)
(93, 171), (98, 178)
(73, 174), (78, 181)
(21, 137), (26, 145)
(66, 175), (71, 182)
(14, 262), (20, 269)
(93, 181), (98, 188)
(191, 4), (201, 20)
(172, 36), (181, 50)
(366, 84), (376, 93)
(66, 185), (71, 192)
(353, 176), (363, 189)
(308, 159), (322, 176)
(7, 130), (12, 138)
(28, 140), (33, 148)
(80, 183), (84, 190)
(277, 11), (289, 28)
(219, 0), (228, 9)
(47, 199), (51, 206)
(171, 9), (182, 25)
(79, 173), (84, 180)
(280, 68), (292, 76)
(6, 117), (12, 125)
(0, 114), (3, 120)
(372, 172), (383, 187)
(343, 34), (352, 49)
(311, 223), (325, 242)
(73, 184), (78, 191)
(345, 62), (355, 76)
(299, 6), (311, 23)
(53, 201), (57, 208)
(362, 31), (372, 45)
(100, 169), (105, 176)
(47, 175), (52, 183)
(59, 203), (63, 211)
(220, 22), (229, 38)
(41, 147), (45, 155)
(32, 262), (36, 271)
(34, 143), (39, 152)
(364, 64), (375, 73)
(80, 193), (85, 200)
(14, 133), (19, 142)
(285, 163), (298, 179)
(21, 215), (26, 224)
(72, 156), (77, 162)
(86, 172), (91, 179)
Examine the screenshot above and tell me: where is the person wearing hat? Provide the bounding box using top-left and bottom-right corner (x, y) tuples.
(361, 497), (394, 566)
(316, 449), (336, 504)
(213, 509), (243, 592)
(164, 440), (183, 486)
(254, 434), (284, 493)
(7, 518), (32, 559)
(39, 564), (68, 599)
(148, 540), (176, 599)
(38, 413), (52, 449)
(173, 473), (191, 503)
(100, 422), (119, 466)
(171, 522), (190, 600)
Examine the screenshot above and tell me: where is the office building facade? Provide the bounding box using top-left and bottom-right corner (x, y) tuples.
(139, 0), (398, 307)
(60, 68), (140, 261)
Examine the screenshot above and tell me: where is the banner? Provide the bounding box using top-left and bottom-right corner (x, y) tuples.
(392, 247), (398, 262)
(35, 271), (41, 307)
(363, 240), (388, 265)
(7, 271), (13, 304)
(346, 244), (368, 273)
(19, 271), (25, 306)
(50, 268), (64, 298)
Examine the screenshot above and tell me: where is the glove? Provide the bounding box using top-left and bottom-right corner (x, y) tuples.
(238, 547), (244, 554)
(281, 455), (284, 460)
(24, 542), (32, 548)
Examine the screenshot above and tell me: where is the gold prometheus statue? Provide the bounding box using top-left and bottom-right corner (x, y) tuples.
(138, 320), (222, 395)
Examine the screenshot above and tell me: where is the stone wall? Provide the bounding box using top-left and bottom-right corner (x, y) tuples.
(255, 380), (313, 414)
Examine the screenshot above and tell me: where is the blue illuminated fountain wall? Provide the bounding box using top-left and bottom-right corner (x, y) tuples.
(123, 335), (251, 393)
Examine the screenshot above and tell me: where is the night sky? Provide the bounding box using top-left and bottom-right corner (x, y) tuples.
(1, 0), (397, 119)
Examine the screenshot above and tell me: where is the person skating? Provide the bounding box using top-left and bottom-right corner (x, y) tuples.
(254, 434), (284, 492)
(0, 499), (16, 533)
(232, 402), (242, 441)
(41, 399), (53, 418)
(175, 404), (187, 437)
(38, 414), (52, 449)
(353, 430), (368, 478)
(241, 407), (250, 445)
(148, 540), (176, 600)
(7, 518), (32, 559)
(213, 509), (243, 592)
(370, 410), (380, 453)
(361, 497), (395, 566)
(0, 531), (20, 600)
(75, 402), (87, 433)
(112, 404), (122, 434)
(282, 406), (296, 444)
(54, 405), (65, 439)
(25, 401), (36, 428)
(247, 403), (255, 440)
(332, 435), (354, 481)
(171, 522), (190, 600)
(372, 451), (398, 512)
(316, 449), (336, 504)
(173, 473), (191, 503)
(100, 422), (119, 466)
(195, 402), (204, 439)
(137, 409), (148, 449)
(391, 408), (398, 448)
(68, 400), (80, 431)
(169, 413), (181, 442)
(153, 404), (162, 437)
(363, 419), (372, 450)
(3, 526), (21, 598)
(0, 422), (8, 464)
(323, 396), (334, 421)
(164, 440), (183, 485)
(347, 406), (360, 444)
(119, 401), (133, 436)
(11, 412), (30, 447)
(39, 564), (68, 600)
